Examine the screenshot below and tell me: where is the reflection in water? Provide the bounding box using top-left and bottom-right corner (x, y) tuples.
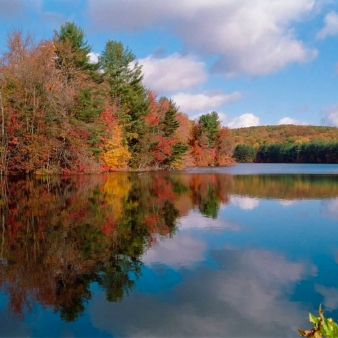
(90, 248), (316, 337)
(230, 174), (338, 199)
(0, 172), (338, 329)
(0, 173), (179, 322)
(231, 196), (260, 210)
(321, 198), (338, 219)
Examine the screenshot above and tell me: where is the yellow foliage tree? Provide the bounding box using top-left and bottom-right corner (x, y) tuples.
(102, 174), (131, 223)
(103, 124), (131, 169)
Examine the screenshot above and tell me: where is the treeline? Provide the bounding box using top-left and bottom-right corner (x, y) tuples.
(229, 125), (338, 148)
(233, 141), (338, 163)
(0, 22), (233, 175)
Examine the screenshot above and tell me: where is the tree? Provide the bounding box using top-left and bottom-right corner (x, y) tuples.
(54, 22), (97, 75)
(198, 111), (221, 148)
(215, 127), (234, 165)
(102, 123), (131, 169)
(233, 144), (256, 163)
(99, 40), (148, 166)
(159, 98), (180, 137)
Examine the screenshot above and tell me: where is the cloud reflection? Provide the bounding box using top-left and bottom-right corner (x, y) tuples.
(315, 284), (338, 311)
(143, 234), (206, 268)
(321, 198), (338, 219)
(231, 196), (259, 210)
(179, 210), (240, 230)
(89, 248), (315, 337)
(279, 200), (296, 207)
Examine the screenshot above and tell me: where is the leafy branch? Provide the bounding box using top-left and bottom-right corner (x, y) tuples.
(299, 305), (338, 338)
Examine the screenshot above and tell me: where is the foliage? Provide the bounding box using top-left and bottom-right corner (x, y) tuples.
(198, 111), (221, 148)
(229, 125), (338, 148)
(255, 141), (338, 163)
(99, 39), (148, 166)
(102, 123), (131, 169)
(229, 174), (338, 200)
(233, 144), (256, 163)
(299, 305), (338, 338)
(0, 24), (234, 174)
(190, 112), (234, 167)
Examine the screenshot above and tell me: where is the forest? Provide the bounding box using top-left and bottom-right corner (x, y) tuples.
(231, 125), (338, 163)
(1, 22), (337, 174)
(0, 22), (233, 175)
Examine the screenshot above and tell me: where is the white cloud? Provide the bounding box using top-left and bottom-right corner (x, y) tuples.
(88, 52), (100, 64)
(321, 105), (338, 126)
(88, 0), (318, 76)
(171, 91), (242, 113)
(226, 113), (260, 128)
(316, 11), (338, 39)
(139, 53), (207, 92)
(231, 196), (259, 210)
(278, 117), (306, 125)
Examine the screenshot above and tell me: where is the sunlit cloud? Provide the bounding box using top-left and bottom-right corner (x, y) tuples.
(226, 113), (260, 128)
(139, 53), (207, 92)
(278, 117), (306, 125)
(321, 105), (338, 127)
(87, 0), (317, 77)
(316, 11), (338, 39)
(88, 52), (100, 64)
(171, 91), (242, 113)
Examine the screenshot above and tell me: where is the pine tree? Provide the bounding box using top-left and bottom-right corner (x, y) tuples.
(160, 98), (180, 137)
(54, 22), (97, 74)
(100, 40), (148, 167)
(198, 111), (221, 148)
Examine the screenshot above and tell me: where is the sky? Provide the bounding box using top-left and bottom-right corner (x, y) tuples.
(0, 0), (338, 128)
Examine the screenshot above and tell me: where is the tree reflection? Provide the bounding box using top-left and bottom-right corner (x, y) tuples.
(0, 172), (338, 322)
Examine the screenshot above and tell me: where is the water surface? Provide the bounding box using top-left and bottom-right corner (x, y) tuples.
(1, 164), (338, 337)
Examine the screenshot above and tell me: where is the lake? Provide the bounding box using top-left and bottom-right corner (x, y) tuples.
(1, 164), (338, 337)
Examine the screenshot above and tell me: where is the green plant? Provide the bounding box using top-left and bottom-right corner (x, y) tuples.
(299, 305), (338, 338)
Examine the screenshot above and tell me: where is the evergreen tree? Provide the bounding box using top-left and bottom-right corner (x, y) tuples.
(233, 144), (256, 163)
(54, 22), (97, 74)
(198, 111), (221, 147)
(99, 40), (148, 167)
(159, 98), (180, 137)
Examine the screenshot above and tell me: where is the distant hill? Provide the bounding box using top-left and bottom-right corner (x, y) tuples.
(229, 125), (338, 148)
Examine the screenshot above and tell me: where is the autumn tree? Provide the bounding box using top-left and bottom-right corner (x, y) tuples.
(215, 127), (234, 165)
(99, 40), (148, 166)
(190, 112), (220, 166)
(103, 123), (131, 169)
(54, 22), (98, 78)
(143, 93), (188, 169)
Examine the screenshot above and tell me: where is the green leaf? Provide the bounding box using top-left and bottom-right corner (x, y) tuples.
(309, 313), (319, 325)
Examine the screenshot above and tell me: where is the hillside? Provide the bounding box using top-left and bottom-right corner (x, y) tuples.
(229, 125), (338, 148)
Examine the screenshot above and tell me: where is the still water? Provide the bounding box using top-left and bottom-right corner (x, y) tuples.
(1, 164), (338, 337)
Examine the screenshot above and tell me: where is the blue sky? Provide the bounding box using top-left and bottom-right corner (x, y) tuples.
(1, 0), (338, 128)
